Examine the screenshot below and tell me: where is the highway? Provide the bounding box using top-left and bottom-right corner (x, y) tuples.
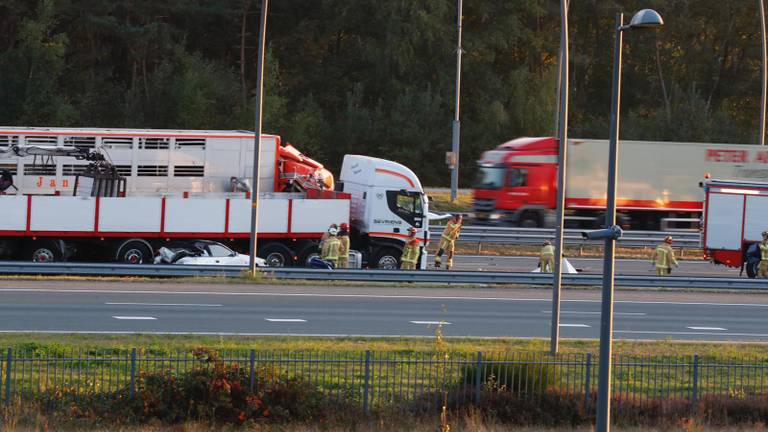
(438, 255), (737, 277)
(1, 280), (767, 342)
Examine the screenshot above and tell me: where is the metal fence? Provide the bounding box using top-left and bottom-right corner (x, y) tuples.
(2, 348), (767, 413)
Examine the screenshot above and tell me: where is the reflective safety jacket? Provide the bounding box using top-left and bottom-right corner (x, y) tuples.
(652, 243), (678, 268)
(338, 234), (350, 258)
(441, 221), (462, 242)
(401, 239), (421, 264)
(321, 237), (341, 261)
(761, 241), (768, 260)
(540, 244), (555, 258)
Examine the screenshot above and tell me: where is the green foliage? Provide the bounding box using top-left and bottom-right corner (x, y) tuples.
(461, 360), (560, 396)
(0, 0), (764, 186)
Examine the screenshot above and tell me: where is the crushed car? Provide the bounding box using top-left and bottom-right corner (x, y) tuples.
(154, 240), (266, 267)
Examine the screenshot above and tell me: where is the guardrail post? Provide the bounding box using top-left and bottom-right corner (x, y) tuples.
(362, 350), (371, 413)
(584, 353), (592, 414)
(249, 349), (256, 392)
(130, 348), (136, 399)
(4, 348), (11, 408)
(474, 351), (483, 404)
(691, 354), (699, 412)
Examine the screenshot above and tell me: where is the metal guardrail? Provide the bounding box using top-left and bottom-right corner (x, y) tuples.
(0, 262), (760, 290)
(428, 225), (701, 248)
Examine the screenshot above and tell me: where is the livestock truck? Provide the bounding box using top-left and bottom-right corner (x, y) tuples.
(473, 137), (768, 230)
(0, 127), (428, 269)
(701, 179), (768, 278)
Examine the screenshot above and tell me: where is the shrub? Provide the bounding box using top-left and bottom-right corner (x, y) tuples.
(460, 360), (560, 396)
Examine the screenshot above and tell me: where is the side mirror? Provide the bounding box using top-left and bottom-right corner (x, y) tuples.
(581, 225), (623, 241)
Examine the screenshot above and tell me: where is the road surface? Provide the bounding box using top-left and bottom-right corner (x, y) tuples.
(1, 280), (766, 342)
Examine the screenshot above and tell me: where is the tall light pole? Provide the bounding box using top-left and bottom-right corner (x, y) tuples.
(595, 9), (663, 432)
(550, 0), (569, 355)
(450, 0), (463, 201)
(248, 0), (269, 276)
(760, 0), (766, 145)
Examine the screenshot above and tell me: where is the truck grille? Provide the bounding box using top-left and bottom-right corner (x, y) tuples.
(473, 198), (496, 213)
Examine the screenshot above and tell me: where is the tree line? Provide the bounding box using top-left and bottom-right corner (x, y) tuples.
(0, 0), (763, 186)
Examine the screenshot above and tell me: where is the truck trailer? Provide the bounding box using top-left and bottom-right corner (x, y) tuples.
(701, 179), (768, 277)
(0, 127), (428, 269)
(473, 137), (768, 230)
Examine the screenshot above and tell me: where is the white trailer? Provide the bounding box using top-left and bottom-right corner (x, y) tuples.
(701, 179), (768, 277)
(0, 127), (429, 269)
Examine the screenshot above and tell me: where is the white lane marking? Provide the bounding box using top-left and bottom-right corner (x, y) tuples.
(112, 316), (157, 320)
(410, 321), (451, 325)
(558, 324), (590, 328)
(5, 288), (768, 308)
(687, 326), (726, 331)
(614, 330), (766, 337)
(106, 302), (222, 307)
(265, 318), (306, 322)
(541, 310), (646, 316)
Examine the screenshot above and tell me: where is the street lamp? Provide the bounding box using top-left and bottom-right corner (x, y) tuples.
(248, 0), (269, 276)
(595, 9), (663, 432)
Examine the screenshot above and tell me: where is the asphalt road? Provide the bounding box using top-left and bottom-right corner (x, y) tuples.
(1, 280), (767, 342)
(443, 255), (737, 277)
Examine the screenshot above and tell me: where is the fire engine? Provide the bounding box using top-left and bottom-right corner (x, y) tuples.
(0, 127), (428, 269)
(473, 137), (768, 230)
(701, 179), (768, 278)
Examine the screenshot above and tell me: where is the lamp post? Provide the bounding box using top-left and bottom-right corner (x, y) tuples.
(595, 9), (663, 432)
(248, 0), (269, 276)
(760, 0), (766, 146)
(450, 0), (464, 201)
(550, 0), (569, 355)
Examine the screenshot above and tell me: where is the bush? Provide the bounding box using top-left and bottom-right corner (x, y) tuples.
(460, 361), (560, 396)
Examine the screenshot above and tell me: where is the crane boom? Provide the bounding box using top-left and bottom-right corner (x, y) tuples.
(0, 145), (104, 161)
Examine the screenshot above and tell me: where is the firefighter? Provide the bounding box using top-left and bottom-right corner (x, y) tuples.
(760, 231), (768, 278)
(434, 214), (462, 270)
(651, 235), (678, 275)
(539, 240), (555, 273)
(319, 223), (338, 250)
(400, 227), (421, 270)
(337, 223), (350, 268)
(320, 226), (341, 268)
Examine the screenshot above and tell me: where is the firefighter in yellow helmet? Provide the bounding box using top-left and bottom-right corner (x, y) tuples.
(337, 223), (350, 269)
(400, 227), (421, 270)
(651, 235), (678, 275)
(759, 230), (768, 278)
(539, 240), (555, 273)
(321, 226), (341, 268)
(434, 214), (462, 270)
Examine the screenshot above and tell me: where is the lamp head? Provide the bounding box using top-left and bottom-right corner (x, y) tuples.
(628, 9), (664, 29)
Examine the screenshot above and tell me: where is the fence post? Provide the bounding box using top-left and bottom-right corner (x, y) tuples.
(249, 349), (256, 392)
(691, 354), (699, 412)
(474, 351), (483, 404)
(362, 350), (371, 413)
(130, 348), (137, 399)
(4, 348), (11, 408)
(584, 353), (592, 414)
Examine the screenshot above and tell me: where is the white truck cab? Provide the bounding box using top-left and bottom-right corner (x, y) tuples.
(339, 155), (429, 269)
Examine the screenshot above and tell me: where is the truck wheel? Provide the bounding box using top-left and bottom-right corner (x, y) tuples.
(259, 243), (294, 267)
(116, 240), (154, 264)
(28, 240), (62, 263)
(520, 213), (540, 228)
(373, 247), (401, 270)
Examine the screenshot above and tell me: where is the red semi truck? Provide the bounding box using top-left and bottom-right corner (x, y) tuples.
(473, 137), (768, 230)
(701, 179), (768, 277)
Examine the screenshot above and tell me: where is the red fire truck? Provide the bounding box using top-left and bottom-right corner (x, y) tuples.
(473, 137), (768, 230)
(701, 179), (768, 278)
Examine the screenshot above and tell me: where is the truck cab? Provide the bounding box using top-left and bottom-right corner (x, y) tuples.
(339, 155), (428, 269)
(473, 137), (557, 226)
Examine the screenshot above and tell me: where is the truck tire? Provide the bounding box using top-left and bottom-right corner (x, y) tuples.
(259, 243), (294, 267)
(373, 247), (401, 270)
(27, 240), (62, 263)
(520, 212), (540, 228)
(116, 240), (154, 264)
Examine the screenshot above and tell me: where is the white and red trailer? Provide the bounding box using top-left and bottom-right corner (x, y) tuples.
(701, 179), (768, 277)
(0, 127), (428, 268)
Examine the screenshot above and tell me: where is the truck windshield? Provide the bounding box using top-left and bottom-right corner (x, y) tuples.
(473, 166), (505, 189)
